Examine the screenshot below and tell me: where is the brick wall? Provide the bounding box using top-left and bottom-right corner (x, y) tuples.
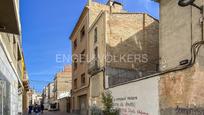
(107, 13), (159, 86)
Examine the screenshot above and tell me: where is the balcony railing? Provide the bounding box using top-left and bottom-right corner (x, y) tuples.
(88, 58), (100, 75)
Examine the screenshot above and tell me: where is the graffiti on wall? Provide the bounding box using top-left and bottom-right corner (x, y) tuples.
(113, 96), (149, 115)
(109, 77), (160, 115)
(176, 106), (204, 114)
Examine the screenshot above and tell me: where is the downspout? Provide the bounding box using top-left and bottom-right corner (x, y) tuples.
(104, 11), (108, 90)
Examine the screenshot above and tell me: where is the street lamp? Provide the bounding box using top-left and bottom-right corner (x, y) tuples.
(178, 0), (203, 13)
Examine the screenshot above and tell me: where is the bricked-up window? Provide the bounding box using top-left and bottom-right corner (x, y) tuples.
(74, 79), (77, 89)
(80, 50), (86, 63)
(74, 59), (77, 70)
(81, 73), (85, 86)
(94, 27), (98, 43)
(94, 47), (98, 59)
(80, 26), (85, 41)
(73, 39), (77, 49)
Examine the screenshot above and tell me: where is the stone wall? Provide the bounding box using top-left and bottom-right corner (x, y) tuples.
(159, 64), (204, 115)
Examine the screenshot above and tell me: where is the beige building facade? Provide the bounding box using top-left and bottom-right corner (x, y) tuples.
(47, 82), (55, 104)
(70, 0), (159, 115)
(0, 0), (29, 114)
(53, 65), (72, 100)
(53, 65), (72, 111)
(108, 0), (204, 115)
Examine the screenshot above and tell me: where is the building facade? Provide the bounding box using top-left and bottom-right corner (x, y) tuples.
(70, 0), (159, 114)
(158, 0), (204, 114)
(107, 0), (204, 115)
(42, 86), (49, 109)
(53, 65), (72, 111)
(26, 89), (34, 107)
(0, 0), (29, 114)
(88, 5), (159, 115)
(47, 82), (55, 107)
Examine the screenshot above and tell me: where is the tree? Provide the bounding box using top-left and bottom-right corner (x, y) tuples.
(101, 91), (119, 115)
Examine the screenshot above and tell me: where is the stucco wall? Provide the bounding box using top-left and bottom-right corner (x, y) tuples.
(88, 12), (106, 67)
(159, 0), (204, 114)
(0, 34), (19, 115)
(109, 76), (160, 115)
(159, 0), (202, 70)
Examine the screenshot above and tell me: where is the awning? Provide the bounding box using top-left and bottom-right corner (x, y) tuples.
(0, 0), (20, 34)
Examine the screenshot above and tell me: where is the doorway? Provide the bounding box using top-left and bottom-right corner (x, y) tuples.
(78, 95), (87, 115)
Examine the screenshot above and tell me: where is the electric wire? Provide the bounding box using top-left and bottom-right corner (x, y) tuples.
(108, 17), (204, 88)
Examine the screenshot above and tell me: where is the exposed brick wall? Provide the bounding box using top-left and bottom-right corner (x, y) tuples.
(106, 13), (159, 86)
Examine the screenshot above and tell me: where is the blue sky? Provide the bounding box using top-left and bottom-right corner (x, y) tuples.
(20, 0), (159, 92)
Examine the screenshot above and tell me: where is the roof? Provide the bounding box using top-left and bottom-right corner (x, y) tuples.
(112, 12), (159, 22)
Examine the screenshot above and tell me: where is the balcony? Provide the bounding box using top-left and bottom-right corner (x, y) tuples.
(0, 0), (21, 34)
(22, 73), (29, 91)
(88, 58), (101, 75)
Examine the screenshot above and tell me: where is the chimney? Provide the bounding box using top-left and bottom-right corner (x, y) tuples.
(107, 0), (114, 6)
(107, 0), (123, 11)
(88, 0), (92, 6)
(112, 1), (123, 10)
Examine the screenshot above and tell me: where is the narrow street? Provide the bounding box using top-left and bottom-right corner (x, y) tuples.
(2, 0), (204, 115)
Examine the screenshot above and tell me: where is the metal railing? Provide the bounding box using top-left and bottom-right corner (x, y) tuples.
(88, 58), (101, 75)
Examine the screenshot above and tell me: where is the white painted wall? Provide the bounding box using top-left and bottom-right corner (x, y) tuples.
(109, 77), (160, 115)
(0, 36), (19, 115)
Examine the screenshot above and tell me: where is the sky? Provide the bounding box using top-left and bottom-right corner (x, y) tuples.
(20, 0), (159, 92)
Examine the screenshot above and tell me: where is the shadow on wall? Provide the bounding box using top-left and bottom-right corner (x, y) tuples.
(107, 21), (159, 87)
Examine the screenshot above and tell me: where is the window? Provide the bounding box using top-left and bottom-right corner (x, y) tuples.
(80, 26), (85, 41)
(74, 79), (77, 89)
(80, 50), (86, 63)
(73, 59), (77, 70)
(13, 36), (16, 59)
(73, 39), (77, 49)
(94, 27), (98, 43)
(81, 73), (85, 86)
(17, 45), (22, 61)
(94, 47), (98, 59)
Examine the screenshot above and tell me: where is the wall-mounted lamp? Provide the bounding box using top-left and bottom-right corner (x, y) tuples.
(178, 0), (203, 13)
